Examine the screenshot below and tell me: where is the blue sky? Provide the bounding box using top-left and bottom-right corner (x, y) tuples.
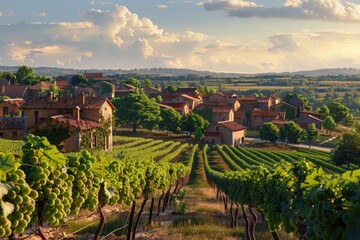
(1, 0), (360, 73)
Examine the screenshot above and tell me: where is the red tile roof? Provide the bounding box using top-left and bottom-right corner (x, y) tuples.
(251, 108), (280, 118)
(84, 73), (103, 78)
(218, 121), (247, 131)
(237, 96), (257, 101)
(158, 103), (174, 109)
(51, 115), (101, 131)
(0, 117), (25, 130)
(272, 119), (287, 127)
(212, 108), (233, 113)
(1, 98), (25, 108)
(29, 81), (52, 91)
(234, 111), (244, 118)
(0, 85), (28, 98)
(55, 80), (70, 87)
(201, 101), (229, 107)
(293, 115), (323, 126)
(161, 102), (189, 110)
(180, 94), (201, 102)
(22, 96), (114, 110)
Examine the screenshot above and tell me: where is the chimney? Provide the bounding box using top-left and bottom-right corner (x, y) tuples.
(47, 91), (53, 102)
(78, 92), (85, 105)
(73, 106), (80, 122)
(1, 85), (5, 94)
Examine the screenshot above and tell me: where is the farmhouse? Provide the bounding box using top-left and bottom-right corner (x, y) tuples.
(204, 121), (246, 146)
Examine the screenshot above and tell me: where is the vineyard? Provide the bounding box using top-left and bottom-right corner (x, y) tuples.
(0, 135), (359, 240)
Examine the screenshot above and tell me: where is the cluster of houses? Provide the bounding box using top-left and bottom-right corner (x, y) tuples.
(0, 71), (325, 151)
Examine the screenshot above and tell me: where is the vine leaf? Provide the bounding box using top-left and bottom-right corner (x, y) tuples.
(0, 201), (14, 217)
(0, 153), (20, 181)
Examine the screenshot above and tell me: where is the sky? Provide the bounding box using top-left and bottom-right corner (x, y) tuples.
(1, 0), (360, 73)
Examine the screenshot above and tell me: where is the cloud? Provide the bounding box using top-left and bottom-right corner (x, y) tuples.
(268, 34), (300, 52)
(31, 12), (47, 17)
(0, 11), (3, 17)
(202, 0), (360, 21)
(156, 5), (168, 9)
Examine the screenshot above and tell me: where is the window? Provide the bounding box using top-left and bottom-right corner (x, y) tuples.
(3, 107), (9, 116)
(34, 111), (39, 124)
(216, 126), (219, 131)
(12, 131), (18, 138)
(0, 133), (3, 138)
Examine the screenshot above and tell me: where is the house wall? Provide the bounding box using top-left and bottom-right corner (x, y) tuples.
(0, 102), (21, 117)
(251, 116), (278, 129)
(258, 101), (271, 111)
(233, 101), (240, 111)
(24, 109), (64, 128)
(219, 126), (245, 146)
(207, 94), (225, 102)
(0, 129), (24, 140)
(204, 135), (222, 145)
(212, 111), (233, 123)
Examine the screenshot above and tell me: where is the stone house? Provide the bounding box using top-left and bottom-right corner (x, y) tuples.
(0, 99), (24, 117)
(204, 121), (246, 146)
(21, 93), (114, 152)
(0, 117), (25, 140)
(250, 108), (284, 129)
(212, 108), (234, 123)
(293, 115), (323, 130)
(159, 102), (191, 115)
(0, 84), (29, 99)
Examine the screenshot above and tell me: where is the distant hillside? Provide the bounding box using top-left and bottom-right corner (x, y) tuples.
(1, 66), (360, 78)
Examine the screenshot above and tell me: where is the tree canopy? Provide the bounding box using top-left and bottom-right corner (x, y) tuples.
(279, 121), (303, 144)
(112, 93), (161, 132)
(303, 123), (320, 148)
(159, 108), (182, 134)
(323, 115), (336, 135)
(332, 131), (360, 169)
(71, 75), (89, 87)
(15, 65), (35, 85)
(328, 101), (349, 124)
(258, 122), (279, 143)
(181, 113), (208, 136)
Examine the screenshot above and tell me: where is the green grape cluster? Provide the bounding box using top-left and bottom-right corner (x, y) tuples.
(0, 215), (11, 237)
(68, 151), (100, 214)
(42, 169), (73, 226)
(4, 169), (37, 235)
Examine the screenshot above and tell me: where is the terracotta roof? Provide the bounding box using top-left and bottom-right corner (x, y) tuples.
(73, 87), (96, 95)
(175, 88), (198, 93)
(212, 108), (233, 113)
(234, 111), (244, 118)
(257, 97), (271, 103)
(29, 81), (52, 91)
(201, 101), (229, 108)
(0, 117), (25, 130)
(293, 115), (323, 126)
(278, 111), (286, 119)
(218, 121), (247, 131)
(115, 89), (133, 93)
(158, 103), (174, 109)
(55, 80), (70, 87)
(0, 85), (28, 98)
(272, 119), (287, 126)
(22, 96), (114, 110)
(1, 98), (25, 108)
(161, 102), (189, 110)
(220, 98), (239, 104)
(123, 83), (137, 89)
(92, 77), (116, 81)
(84, 73), (103, 78)
(204, 132), (221, 137)
(251, 108), (280, 118)
(51, 115), (101, 131)
(180, 94), (201, 102)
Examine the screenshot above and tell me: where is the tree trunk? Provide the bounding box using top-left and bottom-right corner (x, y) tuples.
(94, 183), (105, 240)
(222, 194), (228, 215)
(132, 195), (149, 240)
(37, 200), (46, 240)
(162, 186), (171, 212)
(234, 203), (239, 228)
(241, 204), (251, 240)
(230, 201), (234, 228)
(133, 123), (136, 133)
(271, 232), (281, 240)
(157, 191), (164, 216)
(148, 197), (155, 225)
(170, 181), (179, 205)
(126, 201), (136, 240)
(248, 205), (258, 240)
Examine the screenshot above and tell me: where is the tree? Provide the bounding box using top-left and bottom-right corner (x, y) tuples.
(155, 95), (163, 103)
(317, 105), (330, 115)
(16, 65), (35, 84)
(36, 75), (53, 83)
(181, 113), (208, 136)
(124, 78), (140, 87)
(341, 113), (354, 129)
(323, 115), (337, 135)
(279, 121), (303, 144)
(32, 124), (70, 150)
(3, 72), (16, 84)
(167, 85), (178, 92)
(304, 123), (320, 149)
(159, 108), (182, 134)
(328, 101), (349, 124)
(258, 122), (279, 143)
(143, 79), (152, 89)
(49, 84), (59, 97)
(193, 127), (204, 140)
(72, 75), (89, 86)
(112, 93), (161, 132)
(332, 131), (360, 169)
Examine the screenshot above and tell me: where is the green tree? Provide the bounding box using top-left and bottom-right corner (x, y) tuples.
(279, 121), (303, 144)
(112, 93), (161, 132)
(71, 75), (89, 86)
(167, 85), (178, 92)
(159, 108), (182, 134)
(332, 131), (360, 169)
(193, 127), (204, 140)
(49, 84), (59, 97)
(341, 113), (355, 129)
(155, 95), (163, 103)
(317, 105), (330, 115)
(143, 79), (152, 89)
(328, 101), (349, 124)
(35, 75), (53, 83)
(181, 113), (208, 136)
(304, 123), (320, 149)
(16, 65), (35, 85)
(124, 78), (140, 87)
(258, 122), (279, 143)
(323, 115), (337, 135)
(3, 72), (16, 84)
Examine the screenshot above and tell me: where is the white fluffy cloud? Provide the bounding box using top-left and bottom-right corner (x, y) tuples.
(202, 0), (360, 21)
